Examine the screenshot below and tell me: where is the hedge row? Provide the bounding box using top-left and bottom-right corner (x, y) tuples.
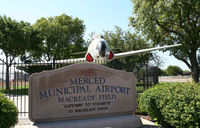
(138, 83), (200, 128)
(0, 92), (18, 128)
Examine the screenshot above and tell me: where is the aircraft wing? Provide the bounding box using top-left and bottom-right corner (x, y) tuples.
(114, 44), (181, 59)
(55, 58), (86, 64)
(14, 58), (86, 67)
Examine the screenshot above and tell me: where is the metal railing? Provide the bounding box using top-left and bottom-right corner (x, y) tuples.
(0, 59), (157, 116)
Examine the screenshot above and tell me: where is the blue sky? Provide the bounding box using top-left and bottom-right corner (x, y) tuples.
(0, 0), (189, 70)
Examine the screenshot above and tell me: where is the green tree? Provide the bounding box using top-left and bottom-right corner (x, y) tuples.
(33, 14), (85, 66)
(103, 26), (153, 71)
(0, 15), (42, 90)
(166, 65), (183, 76)
(130, 0), (200, 82)
(158, 68), (167, 76)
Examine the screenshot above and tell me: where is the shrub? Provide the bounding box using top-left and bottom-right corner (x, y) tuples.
(166, 65), (183, 76)
(0, 92), (18, 128)
(136, 93), (148, 115)
(138, 83), (200, 128)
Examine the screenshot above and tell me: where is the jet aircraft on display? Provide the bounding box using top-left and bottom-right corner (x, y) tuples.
(15, 34), (181, 66)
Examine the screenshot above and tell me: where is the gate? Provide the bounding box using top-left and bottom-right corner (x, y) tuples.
(0, 62), (29, 117)
(0, 60), (157, 116)
(136, 65), (158, 93)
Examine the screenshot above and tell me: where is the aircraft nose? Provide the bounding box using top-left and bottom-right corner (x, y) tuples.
(97, 41), (107, 57)
(99, 51), (105, 57)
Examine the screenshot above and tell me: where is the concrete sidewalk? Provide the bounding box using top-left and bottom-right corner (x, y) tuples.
(14, 117), (159, 128)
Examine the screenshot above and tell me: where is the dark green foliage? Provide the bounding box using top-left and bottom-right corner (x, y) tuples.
(166, 65), (183, 76)
(130, 0), (200, 82)
(138, 83), (200, 127)
(33, 14), (85, 62)
(17, 64), (53, 75)
(136, 93), (148, 115)
(158, 68), (167, 76)
(0, 92), (18, 128)
(103, 26), (153, 72)
(0, 15), (43, 90)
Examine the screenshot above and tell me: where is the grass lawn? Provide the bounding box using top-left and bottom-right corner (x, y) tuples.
(0, 85), (29, 95)
(136, 82), (150, 93)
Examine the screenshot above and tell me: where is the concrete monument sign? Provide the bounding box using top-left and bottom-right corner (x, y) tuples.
(29, 63), (141, 127)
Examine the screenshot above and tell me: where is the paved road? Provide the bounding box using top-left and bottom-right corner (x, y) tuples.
(159, 76), (192, 83)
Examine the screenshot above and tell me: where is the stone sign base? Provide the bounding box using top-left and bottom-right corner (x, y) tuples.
(33, 114), (142, 128)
